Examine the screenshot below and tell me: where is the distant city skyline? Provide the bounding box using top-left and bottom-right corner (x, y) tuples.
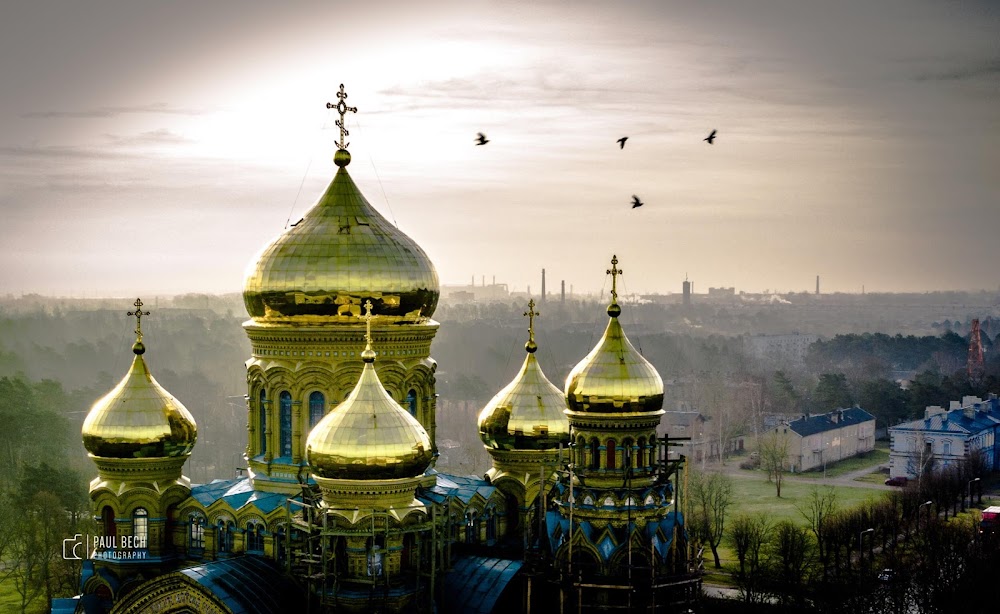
(1, 1), (997, 298)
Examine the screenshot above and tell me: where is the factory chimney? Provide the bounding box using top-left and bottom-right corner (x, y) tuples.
(541, 269), (546, 302)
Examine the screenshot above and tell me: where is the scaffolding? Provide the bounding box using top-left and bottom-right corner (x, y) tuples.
(284, 485), (450, 614)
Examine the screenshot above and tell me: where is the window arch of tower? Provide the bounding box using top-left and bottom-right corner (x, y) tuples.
(588, 438), (600, 471)
(606, 439), (617, 470)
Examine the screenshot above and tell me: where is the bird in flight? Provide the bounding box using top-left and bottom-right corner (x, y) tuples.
(704, 129), (717, 145)
(631, 195), (643, 209)
(617, 136), (628, 149)
(475, 132), (489, 146)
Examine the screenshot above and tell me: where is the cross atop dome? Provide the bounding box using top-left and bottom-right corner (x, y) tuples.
(607, 255), (623, 316)
(361, 299), (376, 362)
(524, 299), (539, 353)
(127, 298), (150, 352)
(326, 83), (358, 151)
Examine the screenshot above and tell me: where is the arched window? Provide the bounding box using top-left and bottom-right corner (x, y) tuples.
(465, 511), (479, 544)
(132, 508), (148, 549)
(309, 391), (325, 429)
(606, 439), (617, 470)
(101, 506), (116, 541)
(279, 391), (292, 457)
(589, 439), (600, 470)
(485, 508), (497, 543)
(637, 437), (646, 469)
(275, 525), (287, 566)
(246, 521), (265, 553)
(258, 390), (267, 455)
(943, 440), (952, 456)
(576, 436), (586, 467)
(622, 438), (634, 471)
(189, 513), (205, 550)
(406, 389), (418, 417)
(218, 519), (235, 554)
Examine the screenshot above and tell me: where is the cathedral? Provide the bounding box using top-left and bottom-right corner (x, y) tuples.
(61, 86), (701, 614)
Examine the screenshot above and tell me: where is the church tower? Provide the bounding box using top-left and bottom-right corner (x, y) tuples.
(548, 256), (693, 610)
(302, 300), (437, 612)
(81, 299), (198, 599)
(478, 299), (570, 548)
(241, 85), (441, 494)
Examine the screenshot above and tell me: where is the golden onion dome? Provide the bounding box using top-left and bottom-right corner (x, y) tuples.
(82, 338), (198, 458)
(243, 89), (439, 321)
(564, 257), (663, 413)
(478, 300), (570, 450)
(306, 302), (432, 479)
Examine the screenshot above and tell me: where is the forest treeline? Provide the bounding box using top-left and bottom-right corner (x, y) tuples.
(0, 294), (998, 609)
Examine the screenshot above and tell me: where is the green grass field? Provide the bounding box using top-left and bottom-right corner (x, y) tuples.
(792, 446), (890, 479)
(727, 475), (884, 524)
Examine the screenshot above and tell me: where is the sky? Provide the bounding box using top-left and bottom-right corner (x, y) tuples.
(1, 0), (998, 298)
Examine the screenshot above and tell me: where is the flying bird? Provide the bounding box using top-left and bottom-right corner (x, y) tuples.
(617, 136), (628, 149)
(704, 129), (717, 145)
(475, 132), (489, 146)
(631, 195), (643, 209)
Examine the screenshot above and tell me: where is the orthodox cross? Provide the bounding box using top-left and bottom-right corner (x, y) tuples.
(127, 298), (150, 341)
(362, 299), (374, 347)
(524, 298), (539, 345)
(607, 255), (623, 304)
(326, 83), (358, 150)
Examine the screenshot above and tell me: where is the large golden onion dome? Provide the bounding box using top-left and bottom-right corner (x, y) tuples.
(306, 302), (433, 479)
(243, 88), (439, 321)
(82, 306), (197, 458)
(478, 300), (570, 450)
(564, 256), (663, 413)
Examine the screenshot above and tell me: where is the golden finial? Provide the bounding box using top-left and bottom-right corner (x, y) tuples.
(326, 83), (358, 153)
(127, 298), (150, 354)
(524, 298), (539, 353)
(607, 255), (623, 317)
(361, 299), (376, 362)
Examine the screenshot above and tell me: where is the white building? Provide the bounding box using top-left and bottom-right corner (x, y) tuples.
(775, 407), (876, 473)
(888, 395), (1000, 479)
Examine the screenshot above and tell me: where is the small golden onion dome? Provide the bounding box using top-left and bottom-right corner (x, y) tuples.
(243, 161), (440, 320)
(306, 344), (432, 480)
(82, 341), (197, 458)
(564, 304), (663, 413)
(478, 350), (570, 451)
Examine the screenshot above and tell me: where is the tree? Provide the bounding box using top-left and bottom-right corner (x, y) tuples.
(769, 520), (812, 606)
(688, 470), (734, 569)
(857, 377), (910, 429)
(758, 431), (790, 497)
(729, 513), (772, 604)
(798, 486), (837, 577)
(813, 372), (852, 411)
(772, 370), (801, 414)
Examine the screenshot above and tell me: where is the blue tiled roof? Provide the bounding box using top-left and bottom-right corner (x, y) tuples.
(441, 555), (522, 614)
(786, 407), (874, 437)
(892, 403), (1000, 435)
(418, 472), (495, 507)
(190, 478), (289, 515)
(179, 555), (305, 614)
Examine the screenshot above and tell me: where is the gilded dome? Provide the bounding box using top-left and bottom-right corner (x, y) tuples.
(82, 341), (197, 458)
(478, 302), (570, 450)
(306, 315), (432, 479)
(565, 298), (663, 414)
(243, 157), (440, 321)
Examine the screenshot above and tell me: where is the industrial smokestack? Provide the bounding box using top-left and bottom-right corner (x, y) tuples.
(541, 269), (546, 302)
(561, 280), (565, 303)
(816, 275), (820, 295)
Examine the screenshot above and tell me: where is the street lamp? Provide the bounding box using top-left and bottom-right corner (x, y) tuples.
(918, 500), (933, 530)
(967, 477), (981, 510)
(859, 528), (875, 572)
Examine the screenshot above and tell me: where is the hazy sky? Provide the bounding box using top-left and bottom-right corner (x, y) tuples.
(1, 0), (997, 297)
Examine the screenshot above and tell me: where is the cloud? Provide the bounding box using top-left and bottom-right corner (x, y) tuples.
(103, 128), (193, 147)
(914, 59), (1000, 83)
(21, 102), (209, 119)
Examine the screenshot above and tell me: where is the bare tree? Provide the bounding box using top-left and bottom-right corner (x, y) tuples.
(729, 513), (772, 604)
(797, 486), (837, 578)
(759, 431), (790, 497)
(689, 469), (734, 569)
